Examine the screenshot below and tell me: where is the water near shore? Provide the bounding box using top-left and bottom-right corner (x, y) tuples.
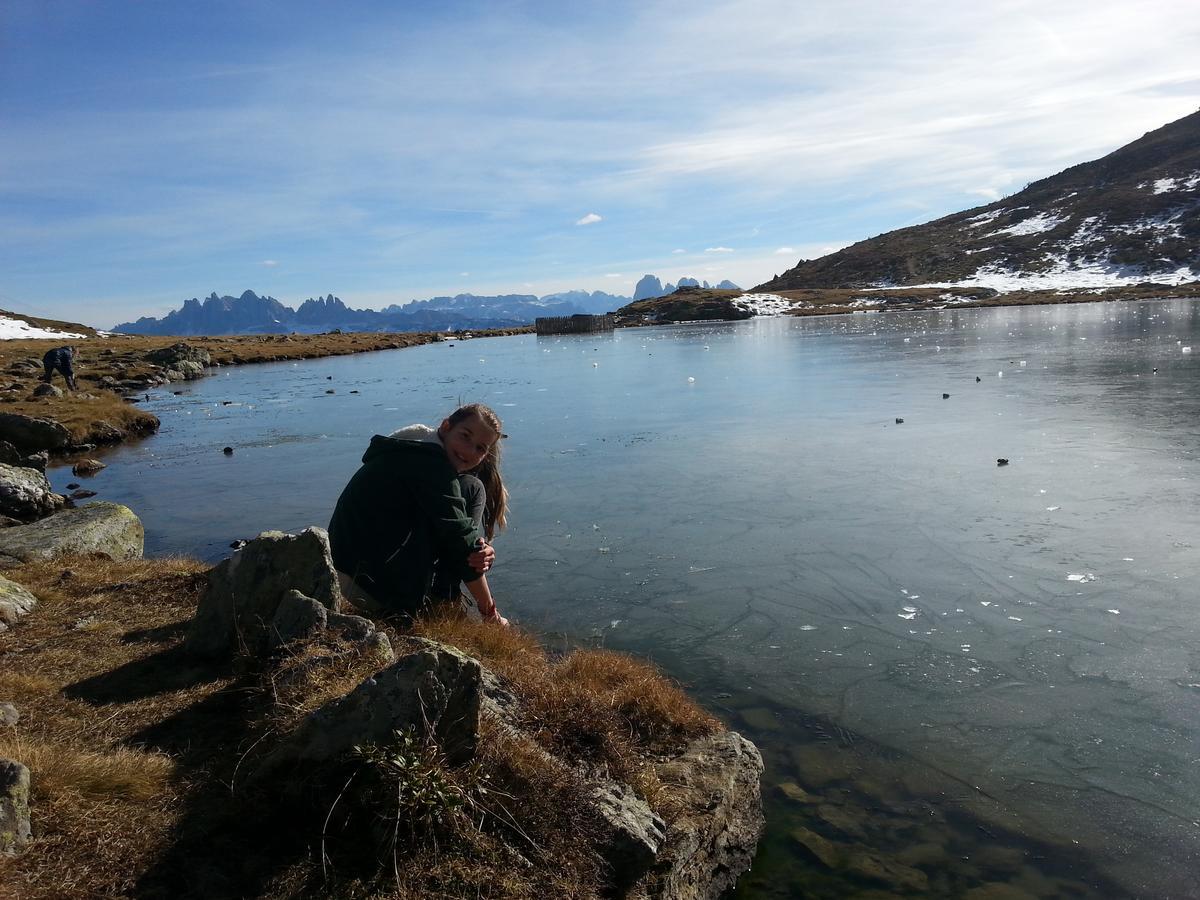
(54, 300), (1200, 897)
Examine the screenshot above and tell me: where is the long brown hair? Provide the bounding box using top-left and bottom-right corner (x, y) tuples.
(447, 403), (508, 540)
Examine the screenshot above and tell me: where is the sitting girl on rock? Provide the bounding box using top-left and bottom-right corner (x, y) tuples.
(328, 402), (509, 625)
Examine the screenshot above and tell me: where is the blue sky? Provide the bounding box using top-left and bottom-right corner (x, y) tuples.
(2, 0), (1199, 328)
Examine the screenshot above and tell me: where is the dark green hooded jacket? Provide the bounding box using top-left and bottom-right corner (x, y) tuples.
(328, 433), (483, 614)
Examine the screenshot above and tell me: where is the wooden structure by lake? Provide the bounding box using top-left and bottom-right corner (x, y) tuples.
(535, 313), (616, 335)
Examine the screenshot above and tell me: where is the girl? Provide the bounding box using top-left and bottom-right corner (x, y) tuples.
(328, 402), (509, 625)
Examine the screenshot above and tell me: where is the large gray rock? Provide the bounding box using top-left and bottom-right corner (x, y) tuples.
(254, 639), (482, 781)
(0, 502), (143, 567)
(648, 732), (764, 900)
(268, 589), (329, 649)
(29, 383), (62, 399)
(0, 414), (70, 454)
(145, 342), (211, 368)
(593, 782), (666, 891)
(0, 442), (20, 467)
(0, 759), (31, 856)
(184, 528), (342, 657)
(0, 463), (65, 522)
(0, 575), (38, 632)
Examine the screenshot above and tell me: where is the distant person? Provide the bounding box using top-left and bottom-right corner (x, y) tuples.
(328, 402), (509, 625)
(41, 345), (77, 390)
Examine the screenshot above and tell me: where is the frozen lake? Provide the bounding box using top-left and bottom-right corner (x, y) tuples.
(55, 299), (1200, 897)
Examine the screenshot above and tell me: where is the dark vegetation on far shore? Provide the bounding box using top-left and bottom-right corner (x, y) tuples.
(0, 554), (719, 899)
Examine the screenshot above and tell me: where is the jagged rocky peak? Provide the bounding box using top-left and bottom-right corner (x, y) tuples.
(633, 275), (664, 301)
(757, 107), (1200, 292)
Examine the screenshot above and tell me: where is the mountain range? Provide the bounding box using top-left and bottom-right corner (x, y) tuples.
(757, 108), (1200, 292)
(114, 289), (627, 336)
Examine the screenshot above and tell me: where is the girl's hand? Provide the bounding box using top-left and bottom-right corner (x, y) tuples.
(469, 540), (495, 573)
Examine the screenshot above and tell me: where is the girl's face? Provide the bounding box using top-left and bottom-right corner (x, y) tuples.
(439, 414), (499, 473)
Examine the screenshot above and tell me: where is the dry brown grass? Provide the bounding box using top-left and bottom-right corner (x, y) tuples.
(0, 558), (717, 899)
(414, 610), (720, 815)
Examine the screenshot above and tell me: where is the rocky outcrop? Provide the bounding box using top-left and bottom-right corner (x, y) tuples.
(0, 759), (31, 856)
(0, 575), (39, 632)
(144, 342), (211, 368)
(646, 732), (765, 899)
(184, 528), (343, 657)
(0, 464), (65, 522)
(0, 502), (143, 567)
(0, 414), (70, 454)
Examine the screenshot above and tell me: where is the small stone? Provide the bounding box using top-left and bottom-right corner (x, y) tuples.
(976, 376), (982, 382)
(895, 417), (904, 424)
(776, 781), (813, 803)
(0, 758), (31, 855)
(325, 389), (335, 394)
(66, 483), (80, 490)
(222, 447), (233, 455)
(71, 459), (106, 477)
(69, 490), (97, 500)
(0, 703), (18, 727)
(997, 458), (1009, 467)
(790, 825), (840, 868)
(942, 392), (950, 399)
(229, 539), (247, 550)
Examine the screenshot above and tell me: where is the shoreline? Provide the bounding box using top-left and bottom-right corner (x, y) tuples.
(0, 327), (531, 459)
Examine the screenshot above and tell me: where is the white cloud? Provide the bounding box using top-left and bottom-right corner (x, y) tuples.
(576, 213), (602, 226)
(774, 247), (795, 254)
(459, 271), (470, 276)
(705, 246), (734, 253)
(672, 248), (687, 254)
(261, 259), (279, 267)
(605, 272), (622, 277)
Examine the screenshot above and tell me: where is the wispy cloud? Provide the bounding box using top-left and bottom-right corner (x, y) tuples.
(2, 0), (1198, 325)
(261, 259), (279, 267)
(605, 272), (622, 277)
(774, 247), (795, 254)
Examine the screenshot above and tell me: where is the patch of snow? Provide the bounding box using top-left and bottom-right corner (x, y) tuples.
(1146, 172), (1200, 193)
(966, 209), (1005, 227)
(0, 315), (87, 340)
(733, 293), (799, 316)
(988, 212), (1065, 237)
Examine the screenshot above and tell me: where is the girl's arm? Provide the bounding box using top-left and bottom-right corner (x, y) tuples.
(464, 573), (508, 625)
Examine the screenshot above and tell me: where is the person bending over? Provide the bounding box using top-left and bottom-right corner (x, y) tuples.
(41, 345), (77, 390)
(328, 402), (509, 625)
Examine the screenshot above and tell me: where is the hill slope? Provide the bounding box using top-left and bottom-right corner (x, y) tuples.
(758, 108), (1200, 291)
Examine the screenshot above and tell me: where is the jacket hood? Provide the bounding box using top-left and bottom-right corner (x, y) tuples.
(362, 425), (449, 465)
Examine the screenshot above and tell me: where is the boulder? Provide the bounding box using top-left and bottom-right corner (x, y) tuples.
(21, 452), (47, 473)
(29, 383), (62, 399)
(71, 459), (106, 477)
(0, 575), (38, 632)
(0, 414), (70, 454)
(184, 528), (342, 657)
(0, 759), (31, 856)
(649, 732), (765, 899)
(254, 639), (482, 782)
(0, 463), (65, 522)
(0, 502), (144, 567)
(0, 442), (19, 467)
(145, 342), (211, 368)
(173, 360), (205, 379)
(268, 589), (329, 648)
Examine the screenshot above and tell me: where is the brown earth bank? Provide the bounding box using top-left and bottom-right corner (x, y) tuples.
(0, 546), (758, 899)
(615, 281), (1200, 324)
(0, 328), (530, 454)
